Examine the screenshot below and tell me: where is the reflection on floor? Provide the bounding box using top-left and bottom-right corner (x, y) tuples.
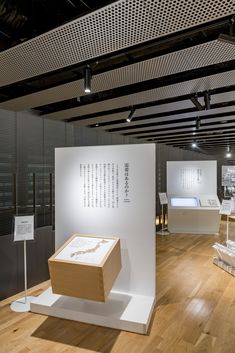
(1, 221), (235, 353)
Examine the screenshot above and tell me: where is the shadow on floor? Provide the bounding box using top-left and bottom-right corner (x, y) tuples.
(32, 316), (120, 353)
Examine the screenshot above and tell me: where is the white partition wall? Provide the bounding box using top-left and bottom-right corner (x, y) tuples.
(31, 144), (156, 334)
(167, 160), (221, 234)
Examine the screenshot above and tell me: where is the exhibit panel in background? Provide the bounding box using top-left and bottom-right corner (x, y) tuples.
(222, 165), (235, 188)
(222, 166), (235, 212)
(167, 160), (217, 195)
(31, 144), (156, 334)
(167, 161), (221, 234)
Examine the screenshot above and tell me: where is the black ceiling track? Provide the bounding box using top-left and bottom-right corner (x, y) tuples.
(59, 84), (235, 123)
(121, 110), (235, 136)
(64, 61), (235, 122)
(153, 132), (235, 144)
(135, 124), (235, 140)
(105, 101), (235, 133)
(145, 132), (235, 143)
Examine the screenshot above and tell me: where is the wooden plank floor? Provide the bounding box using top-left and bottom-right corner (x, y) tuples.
(1, 221), (235, 353)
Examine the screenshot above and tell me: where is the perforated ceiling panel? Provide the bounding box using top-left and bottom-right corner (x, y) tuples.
(0, 0), (234, 88)
(43, 69), (235, 120)
(1, 39), (235, 112)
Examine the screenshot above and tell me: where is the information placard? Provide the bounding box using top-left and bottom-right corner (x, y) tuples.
(159, 192), (168, 205)
(14, 215), (34, 242)
(220, 200), (232, 216)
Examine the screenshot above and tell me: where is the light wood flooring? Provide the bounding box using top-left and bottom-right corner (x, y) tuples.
(1, 221), (235, 353)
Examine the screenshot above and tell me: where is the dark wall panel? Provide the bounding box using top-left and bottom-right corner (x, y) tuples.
(0, 226), (54, 300)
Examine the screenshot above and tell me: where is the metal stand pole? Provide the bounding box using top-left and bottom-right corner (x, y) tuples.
(157, 204), (170, 235)
(227, 215), (229, 242)
(10, 240), (35, 312)
(24, 240), (27, 304)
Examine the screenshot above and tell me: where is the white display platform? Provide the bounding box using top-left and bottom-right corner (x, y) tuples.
(31, 287), (155, 334)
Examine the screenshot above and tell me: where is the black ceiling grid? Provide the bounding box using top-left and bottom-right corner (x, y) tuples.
(0, 1), (235, 157)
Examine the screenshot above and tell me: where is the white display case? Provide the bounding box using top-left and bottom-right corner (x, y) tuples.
(168, 194), (221, 234)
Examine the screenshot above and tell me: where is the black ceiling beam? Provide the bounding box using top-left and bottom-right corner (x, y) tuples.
(124, 121), (235, 139)
(41, 59), (235, 116)
(146, 131), (235, 143)
(94, 107), (197, 128)
(120, 111), (235, 136)
(172, 137), (235, 145)
(134, 124), (235, 139)
(172, 141), (235, 148)
(105, 102), (235, 132)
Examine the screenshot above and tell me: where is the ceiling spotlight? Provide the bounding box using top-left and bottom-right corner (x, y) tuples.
(204, 91), (211, 110)
(126, 107), (135, 123)
(226, 146), (232, 158)
(84, 66), (92, 93)
(192, 142), (197, 148)
(196, 117), (201, 130)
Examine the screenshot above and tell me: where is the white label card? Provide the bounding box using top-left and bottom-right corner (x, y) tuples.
(14, 215), (34, 241)
(159, 192), (168, 205)
(220, 200), (232, 216)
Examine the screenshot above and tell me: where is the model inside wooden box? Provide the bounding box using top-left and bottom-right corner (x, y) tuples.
(48, 234), (122, 302)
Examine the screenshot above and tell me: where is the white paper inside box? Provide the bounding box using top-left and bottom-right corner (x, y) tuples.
(48, 234), (122, 302)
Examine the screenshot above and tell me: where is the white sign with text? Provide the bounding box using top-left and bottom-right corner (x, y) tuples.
(14, 215), (34, 242)
(220, 200), (232, 216)
(159, 192), (168, 205)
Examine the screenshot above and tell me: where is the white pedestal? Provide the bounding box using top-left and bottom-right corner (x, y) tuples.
(11, 296), (36, 312)
(30, 287), (155, 334)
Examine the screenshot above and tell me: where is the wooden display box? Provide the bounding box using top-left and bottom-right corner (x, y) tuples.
(48, 234), (121, 302)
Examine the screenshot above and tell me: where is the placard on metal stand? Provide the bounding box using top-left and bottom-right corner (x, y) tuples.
(10, 215), (35, 312)
(220, 199), (232, 241)
(157, 192), (170, 235)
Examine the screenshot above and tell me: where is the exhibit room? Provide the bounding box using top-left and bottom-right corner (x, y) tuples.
(0, 1), (235, 352)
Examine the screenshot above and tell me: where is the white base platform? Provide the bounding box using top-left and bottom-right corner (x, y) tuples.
(168, 208), (221, 234)
(11, 296), (36, 312)
(30, 287), (155, 334)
